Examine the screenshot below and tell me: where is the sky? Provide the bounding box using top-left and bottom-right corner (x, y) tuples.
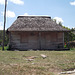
(0, 0), (75, 30)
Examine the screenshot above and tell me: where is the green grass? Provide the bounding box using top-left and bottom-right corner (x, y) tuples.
(70, 47), (75, 51)
(0, 46), (8, 50)
(0, 50), (75, 75)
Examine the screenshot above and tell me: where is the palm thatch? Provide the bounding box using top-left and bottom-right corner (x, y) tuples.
(8, 16), (69, 31)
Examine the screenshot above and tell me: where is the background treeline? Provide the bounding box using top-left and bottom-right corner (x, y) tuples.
(58, 22), (75, 48)
(0, 30), (9, 46)
(65, 28), (75, 48)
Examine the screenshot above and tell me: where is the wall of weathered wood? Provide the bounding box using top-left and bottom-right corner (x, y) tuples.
(9, 31), (64, 50)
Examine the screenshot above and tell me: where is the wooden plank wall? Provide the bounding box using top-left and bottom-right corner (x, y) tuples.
(10, 31), (64, 50)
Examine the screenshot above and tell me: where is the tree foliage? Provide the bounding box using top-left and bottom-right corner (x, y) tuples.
(0, 30), (9, 46)
(58, 22), (75, 42)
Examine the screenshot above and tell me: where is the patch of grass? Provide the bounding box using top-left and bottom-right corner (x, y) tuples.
(0, 51), (75, 75)
(70, 48), (75, 51)
(0, 46), (9, 51)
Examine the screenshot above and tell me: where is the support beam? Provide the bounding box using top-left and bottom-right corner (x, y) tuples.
(67, 32), (70, 49)
(9, 32), (11, 45)
(63, 32), (64, 48)
(39, 32), (41, 50)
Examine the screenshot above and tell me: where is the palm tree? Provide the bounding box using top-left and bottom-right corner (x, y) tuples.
(2, 0), (7, 50)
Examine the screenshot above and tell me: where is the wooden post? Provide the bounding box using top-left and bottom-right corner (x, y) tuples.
(63, 32), (64, 48)
(67, 32), (70, 49)
(9, 32), (11, 45)
(39, 32), (41, 50)
(2, 0), (7, 50)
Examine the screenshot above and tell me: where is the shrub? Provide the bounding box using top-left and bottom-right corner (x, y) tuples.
(69, 41), (75, 48)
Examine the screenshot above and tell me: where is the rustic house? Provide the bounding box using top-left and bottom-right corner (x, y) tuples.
(7, 16), (69, 50)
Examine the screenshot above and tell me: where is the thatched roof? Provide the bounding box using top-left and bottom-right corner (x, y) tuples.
(8, 16), (69, 31)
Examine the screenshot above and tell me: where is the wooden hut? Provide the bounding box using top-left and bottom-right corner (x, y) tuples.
(7, 16), (69, 50)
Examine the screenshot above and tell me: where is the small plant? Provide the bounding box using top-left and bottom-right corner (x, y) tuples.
(64, 43), (67, 48)
(0, 46), (9, 51)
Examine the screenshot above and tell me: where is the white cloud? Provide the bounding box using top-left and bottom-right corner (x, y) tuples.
(0, 0), (24, 5)
(24, 13), (29, 16)
(6, 10), (16, 18)
(2, 10), (16, 18)
(9, 0), (24, 5)
(70, 1), (75, 6)
(0, 0), (5, 5)
(0, 22), (3, 30)
(19, 13), (29, 16)
(0, 0), (8, 5)
(53, 17), (64, 24)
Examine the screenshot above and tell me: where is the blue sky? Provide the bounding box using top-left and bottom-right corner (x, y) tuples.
(0, 0), (75, 30)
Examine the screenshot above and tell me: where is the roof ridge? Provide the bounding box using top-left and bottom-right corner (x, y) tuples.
(17, 16), (51, 18)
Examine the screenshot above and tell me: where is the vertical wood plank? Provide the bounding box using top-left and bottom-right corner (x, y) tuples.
(63, 32), (64, 48)
(67, 32), (70, 49)
(39, 32), (41, 49)
(9, 32), (11, 45)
